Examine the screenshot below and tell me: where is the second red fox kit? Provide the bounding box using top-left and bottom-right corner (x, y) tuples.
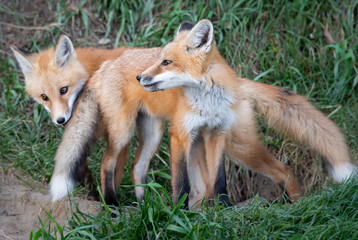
(94, 20), (355, 206)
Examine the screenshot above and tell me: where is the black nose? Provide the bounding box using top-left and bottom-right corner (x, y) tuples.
(57, 117), (65, 124)
(136, 75), (141, 82)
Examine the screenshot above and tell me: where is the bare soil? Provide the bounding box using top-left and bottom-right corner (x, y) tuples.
(0, 167), (99, 240)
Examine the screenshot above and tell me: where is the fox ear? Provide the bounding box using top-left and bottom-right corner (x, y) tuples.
(11, 46), (34, 74)
(55, 35), (76, 67)
(176, 21), (194, 36)
(187, 19), (214, 53)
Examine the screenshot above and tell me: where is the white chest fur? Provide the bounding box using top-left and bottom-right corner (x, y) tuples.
(183, 82), (236, 135)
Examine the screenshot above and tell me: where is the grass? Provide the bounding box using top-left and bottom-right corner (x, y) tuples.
(0, 0), (357, 238)
(30, 179), (358, 239)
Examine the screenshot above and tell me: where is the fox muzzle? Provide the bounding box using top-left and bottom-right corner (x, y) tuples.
(137, 75), (153, 85)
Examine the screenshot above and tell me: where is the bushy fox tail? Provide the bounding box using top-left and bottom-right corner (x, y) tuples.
(50, 88), (100, 201)
(241, 79), (356, 182)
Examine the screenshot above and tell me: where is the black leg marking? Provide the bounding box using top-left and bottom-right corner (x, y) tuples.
(213, 153), (231, 207)
(175, 154), (190, 208)
(104, 170), (119, 206)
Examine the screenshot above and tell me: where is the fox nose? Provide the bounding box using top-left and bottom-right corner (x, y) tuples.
(57, 117), (65, 124)
(136, 75), (141, 82)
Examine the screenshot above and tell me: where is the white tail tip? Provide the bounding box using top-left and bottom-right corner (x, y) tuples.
(50, 174), (75, 202)
(331, 163), (357, 182)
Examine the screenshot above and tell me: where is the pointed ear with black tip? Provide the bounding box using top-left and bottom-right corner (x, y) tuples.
(176, 20), (194, 36)
(55, 35), (76, 67)
(187, 19), (214, 53)
(10, 46), (34, 74)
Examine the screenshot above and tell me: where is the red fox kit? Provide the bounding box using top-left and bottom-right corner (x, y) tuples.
(79, 20), (354, 207)
(137, 19), (356, 205)
(11, 39), (168, 202)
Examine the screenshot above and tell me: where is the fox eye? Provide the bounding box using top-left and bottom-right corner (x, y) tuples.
(161, 60), (172, 66)
(60, 86), (68, 95)
(41, 94), (49, 101)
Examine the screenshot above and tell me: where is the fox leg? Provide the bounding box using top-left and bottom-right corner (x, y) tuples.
(169, 128), (191, 206)
(113, 143), (130, 190)
(199, 131), (227, 205)
(212, 153), (230, 206)
(170, 135), (190, 205)
(100, 111), (137, 206)
(101, 137), (134, 206)
(227, 140), (300, 200)
(171, 130), (229, 208)
(226, 101), (300, 200)
(186, 132), (229, 208)
(131, 112), (165, 201)
(187, 134), (210, 208)
(84, 145), (130, 202)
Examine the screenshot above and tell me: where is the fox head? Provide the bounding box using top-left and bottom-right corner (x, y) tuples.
(137, 19), (215, 92)
(11, 35), (89, 125)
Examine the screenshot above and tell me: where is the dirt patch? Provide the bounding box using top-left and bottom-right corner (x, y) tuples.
(0, 167), (99, 240)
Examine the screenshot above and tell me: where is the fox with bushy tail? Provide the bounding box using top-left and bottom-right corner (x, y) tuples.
(137, 19), (356, 204)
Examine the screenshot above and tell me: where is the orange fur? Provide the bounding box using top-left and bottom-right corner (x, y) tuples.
(13, 37), (195, 205)
(11, 38), (131, 125)
(11, 38), (154, 203)
(134, 20), (354, 205)
(13, 19), (356, 207)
